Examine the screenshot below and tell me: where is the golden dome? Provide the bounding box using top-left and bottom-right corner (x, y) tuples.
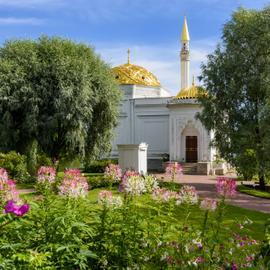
(111, 49), (161, 87)
(175, 77), (205, 99)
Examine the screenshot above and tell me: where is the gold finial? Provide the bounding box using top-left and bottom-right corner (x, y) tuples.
(192, 75), (195, 86)
(181, 16), (190, 41)
(127, 48), (131, 64)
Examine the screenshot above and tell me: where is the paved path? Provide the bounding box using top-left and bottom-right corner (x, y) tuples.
(18, 174), (270, 214)
(154, 174), (270, 214)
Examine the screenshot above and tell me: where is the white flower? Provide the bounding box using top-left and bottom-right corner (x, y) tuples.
(144, 175), (159, 193)
(98, 190), (123, 209)
(176, 185), (198, 205)
(124, 175), (146, 196)
(161, 251), (169, 261)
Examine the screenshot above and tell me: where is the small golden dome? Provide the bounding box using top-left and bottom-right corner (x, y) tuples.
(175, 77), (205, 99)
(175, 85), (202, 99)
(112, 49), (161, 87)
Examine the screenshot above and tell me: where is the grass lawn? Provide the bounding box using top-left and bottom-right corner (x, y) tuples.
(57, 171), (103, 178)
(20, 186), (270, 241)
(238, 185), (270, 199)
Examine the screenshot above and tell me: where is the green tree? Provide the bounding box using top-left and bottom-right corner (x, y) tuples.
(197, 6), (270, 189)
(0, 36), (121, 166)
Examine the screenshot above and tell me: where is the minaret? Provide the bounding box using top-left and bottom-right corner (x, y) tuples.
(180, 17), (190, 90)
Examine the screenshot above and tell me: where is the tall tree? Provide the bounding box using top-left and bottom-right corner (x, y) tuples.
(0, 36), (121, 165)
(197, 6), (270, 189)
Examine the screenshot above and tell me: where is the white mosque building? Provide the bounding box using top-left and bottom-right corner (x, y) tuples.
(110, 18), (217, 174)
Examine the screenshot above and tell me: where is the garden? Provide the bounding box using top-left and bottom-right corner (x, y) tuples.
(0, 6), (270, 269)
(1, 162), (270, 269)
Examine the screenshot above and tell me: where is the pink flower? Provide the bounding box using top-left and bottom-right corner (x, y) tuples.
(152, 188), (177, 202)
(200, 198), (217, 211)
(58, 169), (89, 198)
(0, 170), (19, 203)
(250, 239), (257, 245)
(195, 257), (204, 263)
(0, 168), (9, 190)
(64, 169), (81, 178)
(216, 177), (236, 197)
(98, 190), (113, 203)
(4, 180), (19, 202)
(165, 162), (183, 182)
(37, 166), (56, 184)
(5, 200), (30, 217)
(104, 164), (122, 182)
(246, 255), (254, 262)
(98, 190), (123, 208)
(119, 170), (139, 192)
(0, 168), (8, 181)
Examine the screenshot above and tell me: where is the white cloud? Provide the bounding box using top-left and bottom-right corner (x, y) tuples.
(0, 0), (64, 8)
(0, 17), (44, 25)
(96, 38), (216, 95)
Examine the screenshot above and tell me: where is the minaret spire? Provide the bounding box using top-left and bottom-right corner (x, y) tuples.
(180, 16), (190, 90)
(181, 16), (190, 42)
(127, 48), (131, 64)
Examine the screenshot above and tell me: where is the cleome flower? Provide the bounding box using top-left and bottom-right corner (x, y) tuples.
(58, 169), (89, 198)
(118, 170), (140, 193)
(37, 166), (56, 184)
(122, 175), (146, 196)
(176, 185), (198, 205)
(0, 168), (8, 183)
(144, 175), (159, 193)
(200, 198), (217, 211)
(152, 188), (177, 202)
(0, 169), (20, 204)
(165, 162), (183, 182)
(5, 200), (29, 217)
(0, 169), (30, 219)
(104, 164), (122, 182)
(216, 177), (236, 197)
(98, 190), (123, 208)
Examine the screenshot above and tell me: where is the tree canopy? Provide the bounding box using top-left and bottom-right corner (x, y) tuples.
(197, 6), (270, 188)
(0, 36), (121, 164)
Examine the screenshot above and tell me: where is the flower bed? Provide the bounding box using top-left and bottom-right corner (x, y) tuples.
(0, 166), (269, 269)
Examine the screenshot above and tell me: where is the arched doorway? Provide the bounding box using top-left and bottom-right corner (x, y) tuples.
(181, 121), (199, 162)
(186, 136), (198, 162)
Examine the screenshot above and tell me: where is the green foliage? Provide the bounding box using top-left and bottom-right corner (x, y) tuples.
(0, 36), (121, 163)
(238, 185), (270, 199)
(0, 151), (30, 183)
(37, 153), (53, 168)
(260, 218), (270, 268)
(197, 6), (270, 188)
(84, 159), (118, 173)
(87, 175), (112, 189)
(235, 149), (257, 180)
(0, 185), (268, 269)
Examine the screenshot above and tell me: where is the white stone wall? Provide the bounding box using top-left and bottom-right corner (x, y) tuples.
(168, 101), (211, 162)
(111, 87), (171, 160)
(111, 85), (214, 166)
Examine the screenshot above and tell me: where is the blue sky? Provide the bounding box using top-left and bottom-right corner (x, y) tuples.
(0, 0), (268, 94)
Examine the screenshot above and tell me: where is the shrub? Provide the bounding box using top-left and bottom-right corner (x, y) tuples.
(261, 218), (270, 268)
(0, 152), (30, 183)
(84, 159), (118, 173)
(87, 175), (113, 189)
(37, 154), (53, 168)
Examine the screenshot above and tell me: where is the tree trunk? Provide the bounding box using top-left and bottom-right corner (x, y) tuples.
(259, 172), (266, 190)
(26, 140), (38, 176)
